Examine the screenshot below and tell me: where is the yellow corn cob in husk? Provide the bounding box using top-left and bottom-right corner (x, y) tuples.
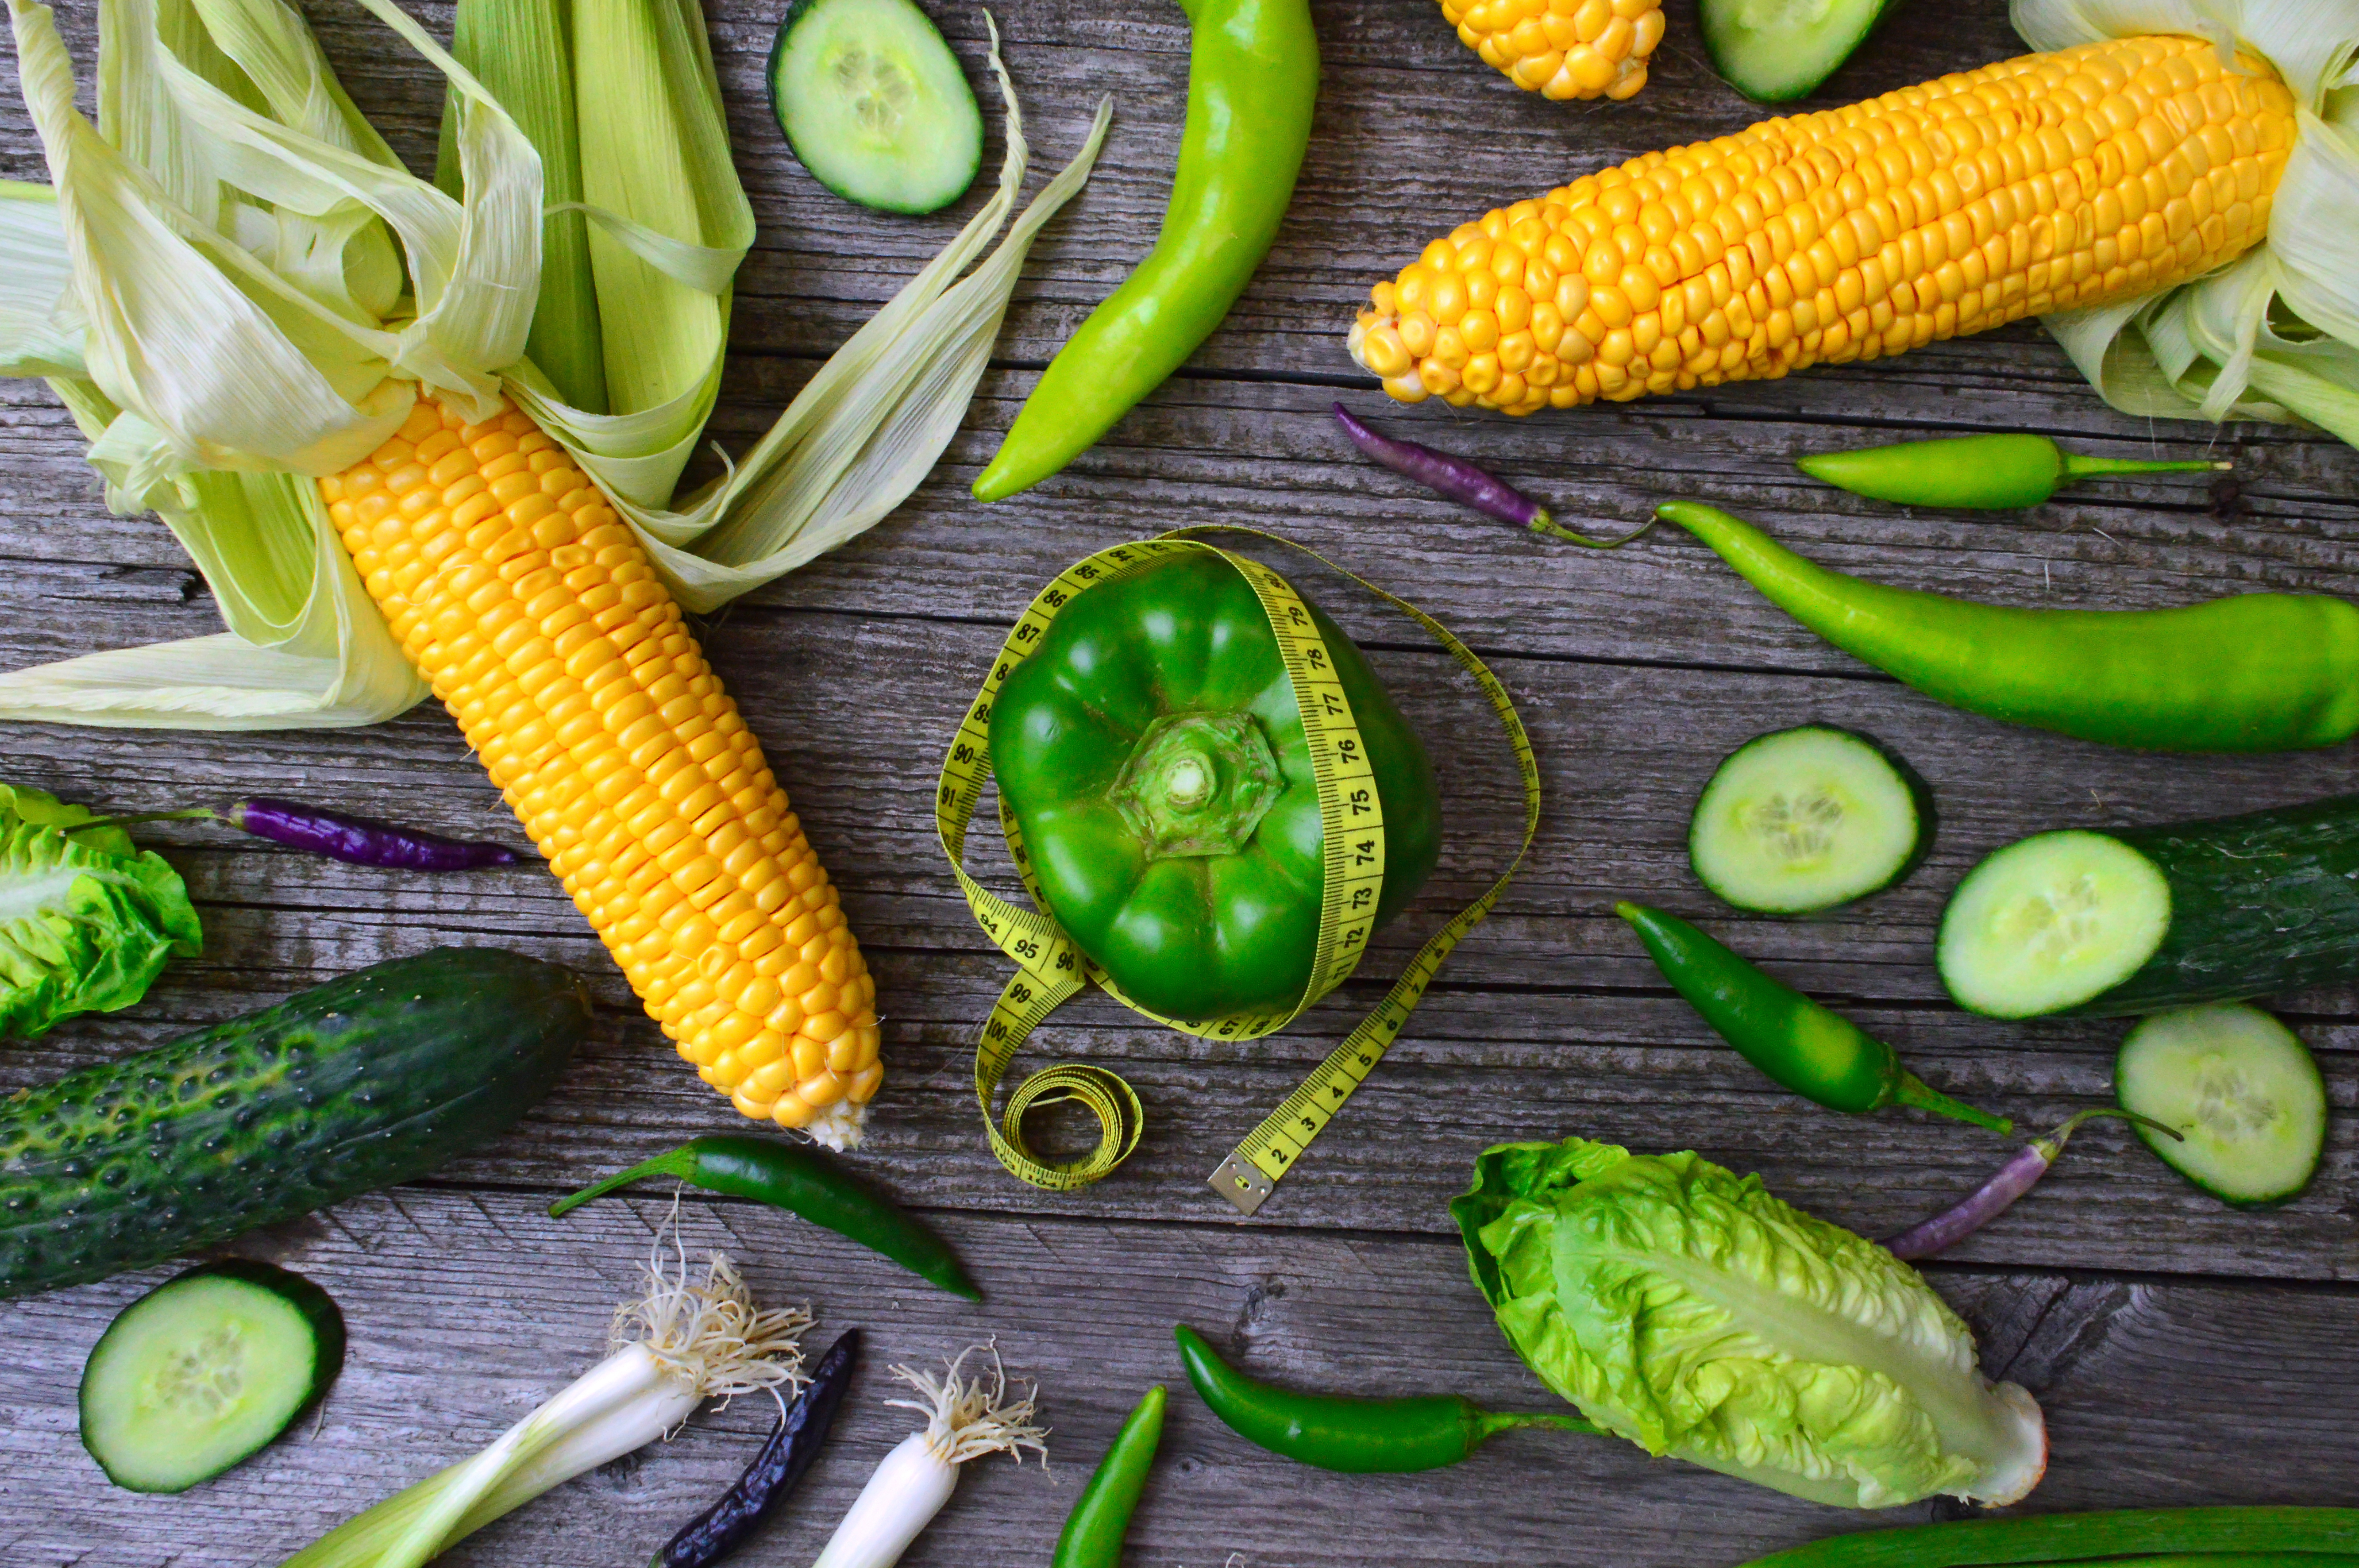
(323, 398), (882, 1145)
(1349, 36), (2296, 412)
(1444, 0), (1665, 101)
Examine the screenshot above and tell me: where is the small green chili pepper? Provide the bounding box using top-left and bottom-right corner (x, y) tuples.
(1654, 500), (2359, 753)
(1173, 1324), (1594, 1473)
(1617, 902), (2010, 1133)
(1052, 1385), (1166, 1568)
(1797, 432), (2230, 509)
(971, 0), (1318, 501)
(550, 1134), (980, 1301)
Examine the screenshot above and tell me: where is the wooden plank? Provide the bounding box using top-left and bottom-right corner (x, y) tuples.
(1, 613), (2352, 1273)
(8, 368), (2355, 681)
(8, 1187), (2359, 1568)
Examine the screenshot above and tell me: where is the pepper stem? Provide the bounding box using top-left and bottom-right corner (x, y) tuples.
(549, 1148), (701, 1217)
(2034, 1106), (2183, 1161)
(1893, 1072), (2014, 1135)
(2060, 454), (2233, 479)
(1473, 1409), (1604, 1445)
(74, 809), (216, 829)
(1530, 511), (1659, 548)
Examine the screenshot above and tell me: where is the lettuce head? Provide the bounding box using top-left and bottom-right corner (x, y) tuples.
(1452, 1137), (2046, 1510)
(0, 782), (200, 1037)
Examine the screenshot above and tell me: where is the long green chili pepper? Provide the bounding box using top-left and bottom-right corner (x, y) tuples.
(1654, 501), (2359, 753)
(1797, 432), (2230, 510)
(1617, 902), (2011, 1134)
(971, 0), (1318, 501)
(550, 1135), (980, 1301)
(1728, 1505), (2359, 1568)
(1052, 1385), (1166, 1568)
(1174, 1324), (1594, 1473)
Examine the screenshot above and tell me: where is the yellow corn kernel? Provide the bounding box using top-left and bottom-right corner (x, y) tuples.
(1351, 36), (2293, 414)
(1440, 0), (1660, 100)
(323, 397), (882, 1148)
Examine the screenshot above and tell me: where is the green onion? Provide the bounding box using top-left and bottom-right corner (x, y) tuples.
(1732, 1507), (2359, 1568)
(283, 1228), (809, 1568)
(807, 1344), (1048, 1568)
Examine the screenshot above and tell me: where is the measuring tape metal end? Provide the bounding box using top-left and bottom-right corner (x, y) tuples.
(1209, 1154), (1277, 1217)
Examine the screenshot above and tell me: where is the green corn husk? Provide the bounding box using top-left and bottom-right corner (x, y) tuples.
(0, 0), (1110, 724)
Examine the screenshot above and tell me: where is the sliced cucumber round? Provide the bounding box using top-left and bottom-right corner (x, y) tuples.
(2117, 1003), (2327, 1207)
(1700, 0), (1898, 102)
(768, 0), (983, 215)
(1938, 830), (2172, 1019)
(1688, 725), (1930, 914)
(80, 1260), (346, 1493)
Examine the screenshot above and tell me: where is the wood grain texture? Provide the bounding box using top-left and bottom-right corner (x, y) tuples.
(8, 1188), (2359, 1568)
(4, 0), (2359, 1557)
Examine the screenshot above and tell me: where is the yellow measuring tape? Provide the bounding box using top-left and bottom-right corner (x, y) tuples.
(935, 528), (1538, 1216)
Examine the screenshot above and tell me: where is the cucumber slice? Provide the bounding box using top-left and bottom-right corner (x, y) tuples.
(2117, 1003), (2327, 1206)
(1938, 830), (2172, 1019)
(767, 0), (983, 215)
(1700, 0), (1899, 102)
(80, 1260), (345, 1493)
(1688, 725), (1930, 913)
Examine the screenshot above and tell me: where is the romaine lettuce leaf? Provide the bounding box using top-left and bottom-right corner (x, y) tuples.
(1452, 1137), (2046, 1510)
(0, 783), (200, 1037)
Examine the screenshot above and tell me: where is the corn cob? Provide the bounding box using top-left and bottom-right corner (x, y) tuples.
(320, 397), (883, 1146)
(1349, 37), (2295, 413)
(1442, 0), (1664, 101)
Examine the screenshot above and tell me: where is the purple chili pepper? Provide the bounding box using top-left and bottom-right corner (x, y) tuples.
(1332, 403), (1651, 547)
(1883, 1108), (2180, 1261)
(226, 797), (522, 870)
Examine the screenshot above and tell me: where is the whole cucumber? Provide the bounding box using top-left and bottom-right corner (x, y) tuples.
(2098, 794), (2359, 1014)
(2, 948), (589, 1298)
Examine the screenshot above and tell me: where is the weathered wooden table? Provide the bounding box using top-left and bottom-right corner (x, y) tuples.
(6, 0), (2355, 1560)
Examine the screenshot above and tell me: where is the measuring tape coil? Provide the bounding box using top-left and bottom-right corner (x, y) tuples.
(935, 529), (1539, 1214)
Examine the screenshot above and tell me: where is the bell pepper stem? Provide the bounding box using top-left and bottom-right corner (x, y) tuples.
(2060, 454), (2232, 479)
(1894, 1072), (2013, 1135)
(549, 1147), (701, 1217)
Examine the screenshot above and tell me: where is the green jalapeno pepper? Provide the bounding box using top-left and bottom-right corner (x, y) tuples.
(1617, 902), (2010, 1133)
(549, 1134), (981, 1301)
(1052, 1385), (1166, 1568)
(1654, 501), (2359, 753)
(971, 0), (1318, 501)
(1174, 1324), (1594, 1473)
(990, 552), (1441, 1021)
(1797, 433), (2229, 510)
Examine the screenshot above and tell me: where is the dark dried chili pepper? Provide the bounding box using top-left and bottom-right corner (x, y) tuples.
(652, 1329), (861, 1568)
(1883, 1109), (2177, 1260)
(87, 798), (519, 868)
(224, 798), (520, 868)
(1331, 404), (1650, 547)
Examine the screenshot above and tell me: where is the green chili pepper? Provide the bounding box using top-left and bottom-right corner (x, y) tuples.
(549, 1134), (980, 1301)
(1797, 432), (2230, 509)
(1173, 1324), (1594, 1473)
(1617, 902), (2011, 1133)
(991, 552), (1441, 1021)
(1052, 1385), (1166, 1568)
(971, 0), (1318, 501)
(1654, 500), (2359, 753)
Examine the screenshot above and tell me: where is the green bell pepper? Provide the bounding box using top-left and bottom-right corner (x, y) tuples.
(989, 553), (1441, 1021)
